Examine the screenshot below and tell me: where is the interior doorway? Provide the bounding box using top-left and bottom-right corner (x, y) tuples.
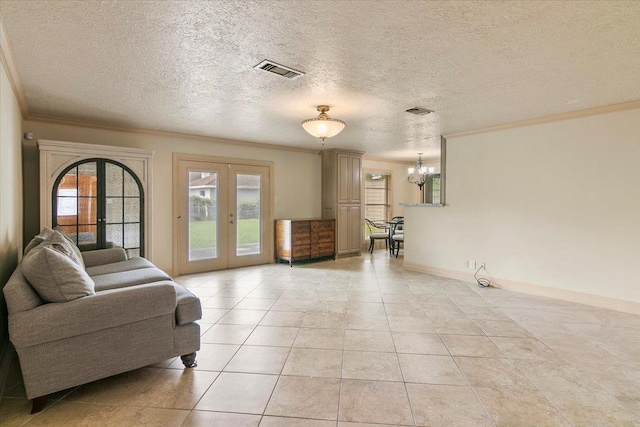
(174, 155), (273, 275)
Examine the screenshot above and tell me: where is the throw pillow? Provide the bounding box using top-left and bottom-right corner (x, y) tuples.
(53, 227), (85, 269)
(41, 231), (80, 264)
(23, 227), (55, 256)
(22, 243), (95, 303)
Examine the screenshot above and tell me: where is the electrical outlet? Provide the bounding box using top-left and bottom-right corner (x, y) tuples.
(466, 260), (476, 269)
(464, 260), (469, 268)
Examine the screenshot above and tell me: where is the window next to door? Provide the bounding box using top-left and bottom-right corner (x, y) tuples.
(364, 173), (390, 240)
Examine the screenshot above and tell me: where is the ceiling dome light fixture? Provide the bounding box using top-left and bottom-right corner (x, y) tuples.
(301, 105), (345, 145)
(408, 153), (435, 190)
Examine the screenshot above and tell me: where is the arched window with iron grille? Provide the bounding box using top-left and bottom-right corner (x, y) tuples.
(52, 158), (145, 257)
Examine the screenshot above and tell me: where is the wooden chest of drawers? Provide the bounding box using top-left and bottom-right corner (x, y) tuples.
(275, 219), (335, 266)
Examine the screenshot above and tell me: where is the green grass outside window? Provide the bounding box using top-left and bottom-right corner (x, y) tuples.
(189, 219), (260, 248)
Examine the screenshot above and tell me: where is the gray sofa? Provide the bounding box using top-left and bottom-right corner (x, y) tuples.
(3, 230), (202, 413)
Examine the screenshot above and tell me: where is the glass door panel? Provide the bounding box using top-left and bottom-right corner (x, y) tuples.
(228, 165), (270, 269)
(188, 170), (219, 261)
(124, 223), (140, 250)
(55, 161), (99, 250)
(124, 198), (140, 222)
(103, 162), (144, 255)
(105, 224), (124, 247)
(121, 166), (142, 257)
(177, 161), (229, 275)
(235, 173), (261, 256)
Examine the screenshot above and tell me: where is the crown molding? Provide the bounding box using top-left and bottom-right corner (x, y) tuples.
(22, 101), (640, 160)
(37, 139), (154, 158)
(444, 100), (640, 139)
(0, 13), (29, 118)
(26, 114), (322, 155)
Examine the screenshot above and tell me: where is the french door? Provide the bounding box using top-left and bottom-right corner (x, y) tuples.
(175, 158), (271, 275)
(52, 159), (144, 257)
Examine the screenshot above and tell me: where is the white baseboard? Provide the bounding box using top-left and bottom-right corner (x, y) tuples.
(403, 262), (640, 315)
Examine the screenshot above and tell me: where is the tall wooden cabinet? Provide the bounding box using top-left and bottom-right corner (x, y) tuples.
(321, 149), (364, 257)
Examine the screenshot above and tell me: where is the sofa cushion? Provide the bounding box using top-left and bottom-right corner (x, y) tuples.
(86, 257), (156, 277)
(22, 243), (95, 303)
(92, 267), (172, 292)
(82, 247), (128, 268)
(138, 280), (201, 325)
(124, 280), (202, 325)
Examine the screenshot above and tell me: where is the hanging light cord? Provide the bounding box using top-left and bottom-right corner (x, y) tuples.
(474, 264), (491, 288)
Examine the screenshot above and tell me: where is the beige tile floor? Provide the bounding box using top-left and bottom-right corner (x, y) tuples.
(2, 251), (640, 426)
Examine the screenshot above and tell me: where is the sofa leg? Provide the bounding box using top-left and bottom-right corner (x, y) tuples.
(31, 395), (49, 414)
(181, 352), (197, 368)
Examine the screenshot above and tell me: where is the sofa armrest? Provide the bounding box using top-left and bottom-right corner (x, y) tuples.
(9, 283), (177, 348)
(81, 248), (128, 267)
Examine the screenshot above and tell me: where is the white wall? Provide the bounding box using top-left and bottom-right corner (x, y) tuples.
(0, 54), (23, 365)
(22, 121), (322, 273)
(404, 108), (640, 307)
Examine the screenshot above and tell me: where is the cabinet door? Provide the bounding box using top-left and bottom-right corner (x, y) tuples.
(337, 153), (362, 204)
(337, 205), (361, 255)
(336, 206), (351, 255)
(349, 155), (362, 204)
(337, 153), (351, 204)
(348, 205), (362, 253)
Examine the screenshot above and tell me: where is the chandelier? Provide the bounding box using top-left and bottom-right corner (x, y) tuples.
(407, 153), (434, 190)
(301, 105), (345, 145)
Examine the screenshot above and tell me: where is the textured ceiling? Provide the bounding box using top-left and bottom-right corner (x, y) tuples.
(1, 0), (639, 160)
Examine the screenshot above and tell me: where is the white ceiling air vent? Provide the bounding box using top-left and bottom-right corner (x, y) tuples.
(405, 107), (434, 115)
(253, 60), (305, 80)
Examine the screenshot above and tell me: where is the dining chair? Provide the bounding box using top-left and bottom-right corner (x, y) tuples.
(365, 218), (389, 253)
(392, 229), (404, 257)
(388, 217), (404, 254)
